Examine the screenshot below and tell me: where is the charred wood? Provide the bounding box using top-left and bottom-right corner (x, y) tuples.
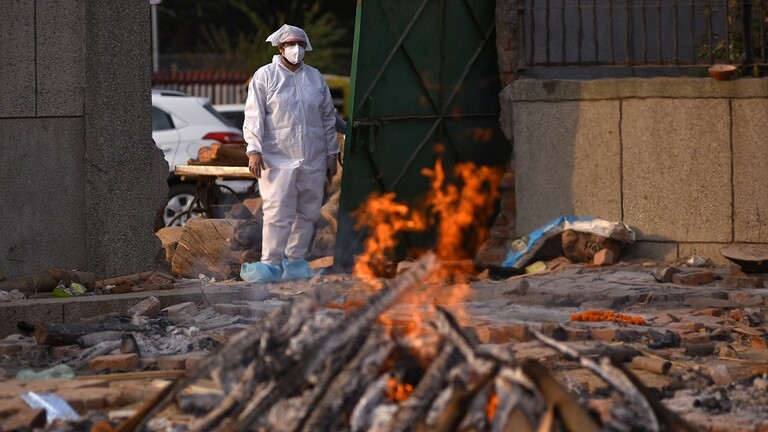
(299, 330), (393, 432)
(520, 360), (601, 432)
(36, 322), (140, 346)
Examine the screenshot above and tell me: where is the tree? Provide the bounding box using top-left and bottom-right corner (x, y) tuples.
(157, 0), (355, 75)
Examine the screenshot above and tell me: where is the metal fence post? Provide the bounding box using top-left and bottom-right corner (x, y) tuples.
(743, 0), (754, 65)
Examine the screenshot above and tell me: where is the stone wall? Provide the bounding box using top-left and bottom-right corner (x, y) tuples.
(0, 1), (168, 278)
(504, 78), (768, 264)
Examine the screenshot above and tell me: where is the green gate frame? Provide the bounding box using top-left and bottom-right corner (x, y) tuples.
(334, 0), (511, 268)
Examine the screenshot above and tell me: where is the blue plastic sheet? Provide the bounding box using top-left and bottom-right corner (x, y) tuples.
(501, 216), (635, 270)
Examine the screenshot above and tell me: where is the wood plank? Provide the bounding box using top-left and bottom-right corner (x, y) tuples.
(174, 165), (253, 179)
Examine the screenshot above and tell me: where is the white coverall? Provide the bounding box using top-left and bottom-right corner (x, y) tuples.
(243, 55), (339, 266)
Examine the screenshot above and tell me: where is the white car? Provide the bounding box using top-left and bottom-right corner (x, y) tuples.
(152, 91), (253, 229)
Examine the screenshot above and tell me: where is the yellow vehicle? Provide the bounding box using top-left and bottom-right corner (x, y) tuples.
(322, 74), (350, 119)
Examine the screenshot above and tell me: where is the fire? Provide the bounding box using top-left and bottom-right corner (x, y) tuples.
(352, 192), (427, 285)
(386, 376), (414, 402)
(353, 145), (502, 354)
(486, 392), (499, 421)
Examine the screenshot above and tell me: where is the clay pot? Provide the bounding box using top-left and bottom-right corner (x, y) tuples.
(708, 64), (737, 81)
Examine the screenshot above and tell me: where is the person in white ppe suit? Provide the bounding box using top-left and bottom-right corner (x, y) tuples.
(240, 24), (339, 283)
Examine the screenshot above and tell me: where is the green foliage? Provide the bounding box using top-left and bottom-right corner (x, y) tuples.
(193, 0), (352, 74)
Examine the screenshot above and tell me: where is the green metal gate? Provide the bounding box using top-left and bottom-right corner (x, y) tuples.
(334, 0), (510, 268)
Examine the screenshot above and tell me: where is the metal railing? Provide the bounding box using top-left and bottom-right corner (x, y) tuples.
(152, 71), (251, 105)
(517, 0), (768, 72)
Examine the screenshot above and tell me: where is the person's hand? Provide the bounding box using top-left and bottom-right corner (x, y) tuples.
(248, 153), (266, 178)
(326, 154), (338, 181)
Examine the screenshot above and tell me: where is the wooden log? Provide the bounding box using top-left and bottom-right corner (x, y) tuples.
(630, 356), (671, 375)
(521, 360), (601, 432)
(35, 322), (139, 346)
(0, 268), (62, 294)
(532, 330), (660, 431)
(298, 330), (394, 432)
(171, 218), (242, 279)
(95, 271), (154, 289)
(77, 331), (124, 348)
(388, 345), (461, 432)
(156, 226), (184, 265)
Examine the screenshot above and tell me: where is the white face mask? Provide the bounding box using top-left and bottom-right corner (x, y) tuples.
(283, 44), (305, 65)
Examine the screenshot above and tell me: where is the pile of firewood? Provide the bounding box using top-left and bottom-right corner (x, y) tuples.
(120, 254), (698, 432)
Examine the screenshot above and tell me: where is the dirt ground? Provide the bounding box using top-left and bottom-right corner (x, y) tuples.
(1, 259), (767, 431)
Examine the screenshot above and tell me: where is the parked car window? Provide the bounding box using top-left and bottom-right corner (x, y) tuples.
(152, 106), (175, 131)
(203, 103), (235, 127)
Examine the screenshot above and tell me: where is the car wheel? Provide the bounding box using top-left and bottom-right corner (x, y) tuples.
(156, 183), (204, 229)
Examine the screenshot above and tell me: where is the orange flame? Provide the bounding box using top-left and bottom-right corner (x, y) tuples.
(387, 376), (414, 402)
(486, 392), (499, 421)
(353, 145), (502, 350)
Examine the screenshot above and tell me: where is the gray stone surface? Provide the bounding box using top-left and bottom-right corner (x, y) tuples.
(0, 118), (87, 276)
(678, 243), (730, 266)
(0, 1), (35, 117)
(621, 98), (731, 242)
(84, 0), (168, 277)
(622, 241), (679, 263)
(511, 77), (768, 101)
(513, 100), (621, 235)
(732, 99), (768, 242)
(37, 0), (86, 116)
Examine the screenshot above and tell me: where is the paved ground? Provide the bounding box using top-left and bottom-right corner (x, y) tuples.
(1, 260), (767, 430)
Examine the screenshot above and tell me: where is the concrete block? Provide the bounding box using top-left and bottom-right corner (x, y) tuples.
(0, 301), (63, 341)
(678, 243), (730, 266)
(0, 118), (87, 278)
(513, 100), (621, 235)
(733, 99), (768, 242)
(622, 241), (678, 263)
(0, 1), (35, 117)
(84, 0), (168, 279)
(622, 98), (731, 242)
(37, 0), (86, 116)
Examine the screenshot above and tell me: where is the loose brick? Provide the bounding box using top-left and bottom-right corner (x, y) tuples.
(653, 266), (681, 283)
(146, 271), (174, 285)
(183, 352), (208, 370)
(681, 332), (710, 346)
(49, 345), (81, 359)
(540, 322), (567, 341)
(654, 312), (680, 325)
(666, 321), (704, 333)
(88, 353), (139, 372)
(563, 327), (590, 341)
(157, 355), (186, 370)
(724, 276), (764, 289)
(0, 398), (27, 419)
(213, 303), (242, 317)
(593, 248), (617, 266)
(128, 296), (161, 318)
(590, 327), (632, 342)
(0, 343), (22, 356)
(672, 270), (714, 286)
(163, 302), (199, 318)
(0, 408), (46, 431)
(728, 293), (765, 307)
(507, 324), (534, 342)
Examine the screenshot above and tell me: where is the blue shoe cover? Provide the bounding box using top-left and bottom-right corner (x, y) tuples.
(282, 259), (314, 281)
(240, 262), (282, 283)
